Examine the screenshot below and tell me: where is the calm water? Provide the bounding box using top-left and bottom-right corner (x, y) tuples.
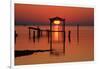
(15, 26), (94, 65)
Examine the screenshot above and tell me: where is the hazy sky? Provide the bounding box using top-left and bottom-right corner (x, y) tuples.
(15, 4), (94, 26)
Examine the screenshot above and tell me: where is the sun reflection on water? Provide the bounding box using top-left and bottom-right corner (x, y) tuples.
(53, 25), (59, 41)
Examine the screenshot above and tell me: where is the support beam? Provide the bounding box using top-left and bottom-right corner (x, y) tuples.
(33, 31), (35, 42)
(68, 30), (71, 43)
(77, 24), (79, 43)
(29, 28), (31, 40)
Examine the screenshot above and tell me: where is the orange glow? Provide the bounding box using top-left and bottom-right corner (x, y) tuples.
(53, 20), (60, 25)
(54, 25), (59, 31)
(54, 32), (59, 41)
(54, 26), (59, 41)
(15, 4), (94, 25)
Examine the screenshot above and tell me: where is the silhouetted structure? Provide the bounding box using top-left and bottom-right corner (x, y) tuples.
(15, 31), (18, 44)
(28, 27), (41, 40)
(33, 31), (35, 42)
(28, 26), (50, 42)
(77, 24), (79, 43)
(49, 17), (66, 55)
(47, 30), (50, 43)
(68, 31), (71, 43)
(28, 27), (31, 39)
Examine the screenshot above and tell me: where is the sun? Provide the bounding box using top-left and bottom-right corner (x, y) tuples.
(53, 20), (60, 25)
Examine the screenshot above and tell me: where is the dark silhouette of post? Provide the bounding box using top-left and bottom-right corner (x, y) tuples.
(28, 28), (31, 40)
(68, 30), (71, 43)
(77, 24), (79, 43)
(63, 19), (66, 55)
(47, 30), (50, 43)
(50, 20), (52, 54)
(33, 31), (35, 42)
(37, 26), (41, 42)
(15, 31), (18, 44)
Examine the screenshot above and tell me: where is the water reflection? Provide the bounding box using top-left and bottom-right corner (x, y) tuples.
(53, 25), (59, 41)
(50, 25), (65, 56)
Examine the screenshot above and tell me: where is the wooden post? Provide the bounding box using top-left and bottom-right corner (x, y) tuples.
(38, 29), (40, 38)
(63, 19), (65, 55)
(47, 30), (50, 43)
(68, 30), (71, 43)
(29, 28), (31, 39)
(77, 24), (79, 43)
(15, 31), (18, 44)
(33, 31), (35, 42)
(50, 21), (52, 54)
(37, 29), (40, 42)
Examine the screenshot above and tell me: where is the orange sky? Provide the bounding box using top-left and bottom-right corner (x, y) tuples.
(15, 4), (94, 25)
